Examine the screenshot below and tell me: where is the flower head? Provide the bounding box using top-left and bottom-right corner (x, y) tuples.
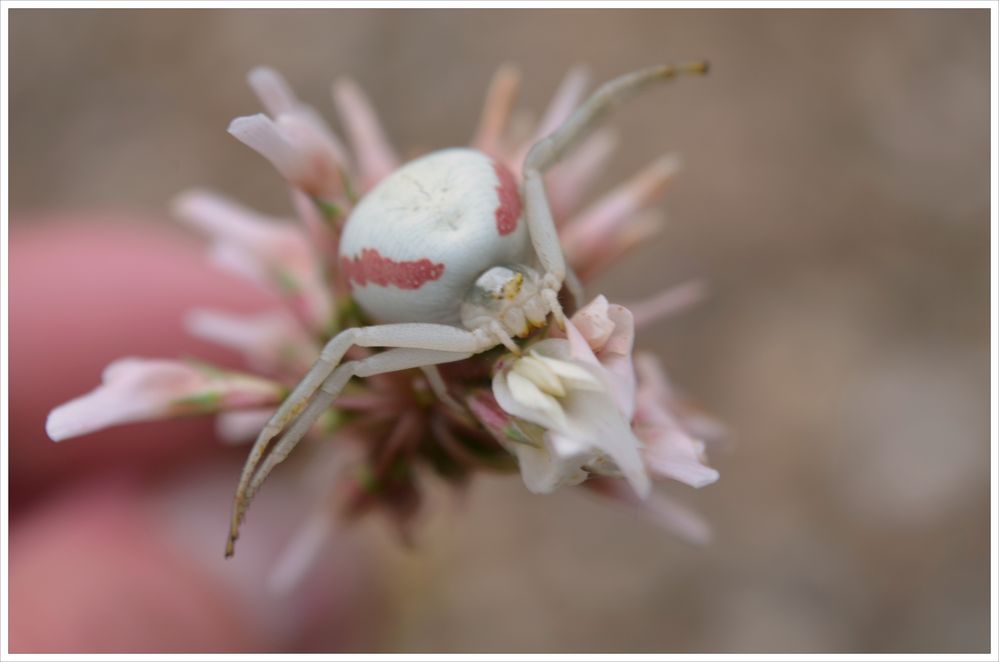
(48, 64), (719, 567)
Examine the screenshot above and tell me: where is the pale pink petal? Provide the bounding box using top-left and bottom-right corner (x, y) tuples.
(579, 210), (665, 281)
(642, 493), (713, 545)
(633, 351), (676, 411)
(471, 64), (522, 158)
(562, 319), (603, 369)
(173, 189), (333, 332)
(245, 67), (351, 198)
(547, 128), (618, 222)
(267, 510), (334, 596)
(247, 66), (300, 117)
(331, 78), (400, 191)
(511, 66), (591, 175)
(570, 295), (615, 350)
(562, 297), (638, 418)
(564, 317), (639, 423)
(633, 353), (719, 488)
(228, 114), (309, 186)
(46, 358), (284, 441)
(640, 425), (719, 488)
(185, 308), (318, 376)
(586, 478), (712, 545)
(628, 280), (707, 330)
(584, 301), (638, 420)
(289, 188), (340, 264)
(530, 65), (590, 144)
(561, 154), (680, 273)
(216, 407), (277, 445)
(273, 114), (347, 199)
(247, 68), (335, 159)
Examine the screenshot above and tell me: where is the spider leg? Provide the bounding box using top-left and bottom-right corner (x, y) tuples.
(521, 62), (708, 324)
(525, 62), (708, 174)
(226, 323), (493, 557)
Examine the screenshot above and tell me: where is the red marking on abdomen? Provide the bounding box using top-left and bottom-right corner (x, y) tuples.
(341, 248), (445, 290)
(493, 161), (521, 236)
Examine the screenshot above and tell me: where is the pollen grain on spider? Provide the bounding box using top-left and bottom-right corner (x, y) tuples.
(45, 61), (721, 572)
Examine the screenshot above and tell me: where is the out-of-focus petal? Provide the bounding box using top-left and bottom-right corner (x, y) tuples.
(510, 66), (591, 176)
(229, 114), (308, 185)
(640, 425), (719, 488)
(244, 67), (350, 198)
(185, 308), (318, 376)
(216, 407), (277, 445)
(471, 64), (522, 158)
(247, 66), (300, 117)
(267, 509), (335, 596)
(547, 128), (618, 222)
(633, 353), (719, 488)
(173, 189), (333, 333)
(561, 154), (680, 275)
(529, 66), (590, 145)
(628, 280), (707, 330)
(46, 358), (283, 441)
(587, 477), (712, 545)
(331, 78), (400, 191)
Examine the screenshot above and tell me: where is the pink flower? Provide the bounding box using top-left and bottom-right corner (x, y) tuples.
(487, 294), (717, 517)
(46, 359), (284, 442)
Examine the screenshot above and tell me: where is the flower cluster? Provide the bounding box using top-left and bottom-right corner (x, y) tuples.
(47, 65), (719, 573)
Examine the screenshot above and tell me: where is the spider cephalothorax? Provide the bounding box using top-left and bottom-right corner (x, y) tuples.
(460, 264), (551, 343)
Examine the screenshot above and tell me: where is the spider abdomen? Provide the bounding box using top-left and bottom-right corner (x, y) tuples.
(339, 148), (531, 325)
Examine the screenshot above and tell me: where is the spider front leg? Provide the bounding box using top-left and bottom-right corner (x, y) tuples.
(521, 61), (708, 322)
(226, 323), (494, 557)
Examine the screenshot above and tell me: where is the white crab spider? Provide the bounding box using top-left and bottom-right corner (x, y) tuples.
(226, 61), (709, 556)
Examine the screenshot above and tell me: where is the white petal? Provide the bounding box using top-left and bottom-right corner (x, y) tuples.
(563, 389), (651, 498)
(511, 355), (565, 397)
(529, 351), (602, 391)
(509, 433), (589, 494)
(505, 372), (568, 430)
(493, 370), (567, 433)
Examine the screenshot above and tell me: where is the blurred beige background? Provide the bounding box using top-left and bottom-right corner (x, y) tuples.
(9, 8), (991, 653)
